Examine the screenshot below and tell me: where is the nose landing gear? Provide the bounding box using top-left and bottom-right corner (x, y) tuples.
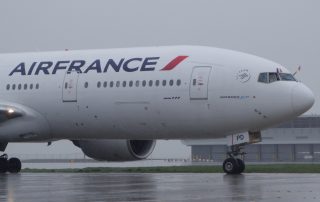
(0, 154), (22, 173)
(223, 131), (262, 174)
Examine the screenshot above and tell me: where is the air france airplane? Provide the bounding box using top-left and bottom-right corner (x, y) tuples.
(0, 46), (314, 174)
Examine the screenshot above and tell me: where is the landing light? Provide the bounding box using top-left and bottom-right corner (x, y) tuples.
(7, 108), (15, 114)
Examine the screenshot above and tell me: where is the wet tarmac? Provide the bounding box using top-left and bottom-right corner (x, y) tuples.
(21, 160), (188, 169)
(0, 173), (319, 202)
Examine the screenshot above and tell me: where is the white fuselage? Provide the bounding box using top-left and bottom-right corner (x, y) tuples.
(0, 46), (314, 142)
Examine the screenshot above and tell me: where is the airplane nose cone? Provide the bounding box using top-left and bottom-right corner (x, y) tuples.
(291, 84), (315, 115)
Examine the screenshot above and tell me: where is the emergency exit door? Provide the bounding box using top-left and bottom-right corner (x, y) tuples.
(190, 66), (212, 100)
(62, 71), (79, 102)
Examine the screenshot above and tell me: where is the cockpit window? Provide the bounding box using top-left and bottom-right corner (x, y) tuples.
(279, 73), (296, 81)
(268, 73), (280, 83)
(258, 72), (296, 84)
(258, 73), (268, 83)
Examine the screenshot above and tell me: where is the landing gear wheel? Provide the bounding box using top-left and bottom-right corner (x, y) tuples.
(223, 144), (247, 174)
(0, 154), (22, 174)
(7, 158), (21, 173)
(223, 158), (238, 174)
(0, 158), (7, 173)
(236, 159), (245, 174)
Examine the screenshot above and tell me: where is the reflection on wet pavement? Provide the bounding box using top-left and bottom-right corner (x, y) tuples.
(0, 173), (319, 202)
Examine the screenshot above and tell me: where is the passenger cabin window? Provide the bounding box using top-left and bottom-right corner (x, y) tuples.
(129, 81), (133, 87)
(155, 80), (160, 87)
(162, 80), (167, 86)
(76, 78), (182, 90)
(193, 79), (197, 86)
(169, 80), (174, 86)
(142, 80), (146, 87)
(177, 79), (181, 86)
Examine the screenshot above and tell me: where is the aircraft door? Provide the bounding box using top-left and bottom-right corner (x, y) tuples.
(190, 66), (212, 100)
(62, 70), (79, 102)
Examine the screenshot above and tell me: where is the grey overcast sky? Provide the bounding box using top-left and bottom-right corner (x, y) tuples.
(1, 0), (320, 157)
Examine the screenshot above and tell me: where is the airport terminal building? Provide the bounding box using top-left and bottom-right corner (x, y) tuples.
(183, 116), (320, 163)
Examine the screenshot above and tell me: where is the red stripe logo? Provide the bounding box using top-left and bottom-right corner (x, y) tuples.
(161, 56), (188, 71)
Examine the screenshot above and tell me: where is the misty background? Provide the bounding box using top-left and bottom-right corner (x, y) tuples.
(0, 0), (319, 158)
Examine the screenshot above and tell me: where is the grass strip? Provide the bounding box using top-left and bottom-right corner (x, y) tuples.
(22, 164), (320, 173)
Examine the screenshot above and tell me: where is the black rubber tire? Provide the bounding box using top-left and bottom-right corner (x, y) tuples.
(236, 158), (245, 174)
(7, 158), (21, 173)
(0, 158), (8, 173)
(223, 158), (238, 174)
